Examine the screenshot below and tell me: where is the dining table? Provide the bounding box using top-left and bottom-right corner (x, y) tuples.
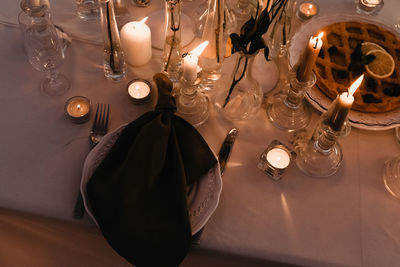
(1, 0), (400, 266)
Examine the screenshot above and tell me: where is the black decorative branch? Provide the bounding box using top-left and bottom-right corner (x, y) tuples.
(164, 1), (180, 72)
(223, 0), (288, 107)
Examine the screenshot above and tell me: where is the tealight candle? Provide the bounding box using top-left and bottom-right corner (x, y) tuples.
(65, 96), (91, 123)
(127, 79), (152, 104)
(267, 148), (291, 169)
(355, 0), (384, 16)
(258, 140), (295, 180)
(120, 17), (152, 66)
(297, 2), (319, 21)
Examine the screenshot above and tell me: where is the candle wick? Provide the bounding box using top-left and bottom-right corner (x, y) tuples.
(313, 38), (319, 49)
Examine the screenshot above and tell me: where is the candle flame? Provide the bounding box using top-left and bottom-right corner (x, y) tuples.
(190, 41), (209, 57)
(77, 104), (81, 110)
(348, 74), (364, 96)
(139, 17), (148, 24)
(317, 32), (324, 39)
(308, 4), (313, 9)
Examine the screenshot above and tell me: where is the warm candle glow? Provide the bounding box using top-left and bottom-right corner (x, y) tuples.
(348, 74), (364, 96)
(139, 17), (148, 24)
(191, 41), (209, 57)
(267, 148), (291, 169)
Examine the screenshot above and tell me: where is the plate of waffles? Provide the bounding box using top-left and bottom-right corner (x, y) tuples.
(289, 15), (400, 130)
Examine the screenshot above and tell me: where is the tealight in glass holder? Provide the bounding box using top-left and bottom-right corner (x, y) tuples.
(267, 69), (316, 132)
(354, 0), (384, 16)
(258, 140), (296, 181)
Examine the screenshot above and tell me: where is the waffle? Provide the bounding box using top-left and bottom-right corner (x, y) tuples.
(312, 21), (400, 113)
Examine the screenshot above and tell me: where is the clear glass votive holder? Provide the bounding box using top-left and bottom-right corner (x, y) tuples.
(127, 79), (153, 104)
(76, 0), (100, 21)
(296, 1), (319, 21)
(354, 0), (384, 16)
(257, 140), (296, 181)
(65, 96), (91, 124)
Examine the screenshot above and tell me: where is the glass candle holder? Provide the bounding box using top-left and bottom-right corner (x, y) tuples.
(354, 0), (384, 16)
(296, 1), (319, 21)
(65, 96), (91, 123)
(267, 69), (316, 132)
(258, 140), (296, 181)
(127, 79), (152, 104)
(292, 116), (345, 177)
(175, 75), (210, 127)
(383, 155), (400, 199)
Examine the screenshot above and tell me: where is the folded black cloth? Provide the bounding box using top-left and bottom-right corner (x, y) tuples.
(87, 73), (217, 267)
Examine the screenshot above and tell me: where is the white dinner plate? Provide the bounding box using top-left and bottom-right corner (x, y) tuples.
(80, 123), (222, 235)
(289, 14), (400, 130)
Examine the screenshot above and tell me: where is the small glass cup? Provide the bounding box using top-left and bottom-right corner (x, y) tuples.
(132, 0), (150, 7)
(258, 140), (296, 181)
(354, 0), (384, 16)
(76, 0), (100, 21)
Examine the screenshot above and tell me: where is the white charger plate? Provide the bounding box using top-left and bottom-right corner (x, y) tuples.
(289, 14), (400, 130)
(80, 123), (222, 235)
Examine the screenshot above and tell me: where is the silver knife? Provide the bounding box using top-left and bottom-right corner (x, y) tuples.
(218, 127), (238, 175)
(192, 127), (238, 245)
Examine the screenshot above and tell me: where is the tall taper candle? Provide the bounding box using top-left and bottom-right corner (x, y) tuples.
(329, 75), (364, 131)
(297, 32), (324, 82)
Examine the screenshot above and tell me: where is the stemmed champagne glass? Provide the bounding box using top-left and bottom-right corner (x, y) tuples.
(18, 4), (70, 96)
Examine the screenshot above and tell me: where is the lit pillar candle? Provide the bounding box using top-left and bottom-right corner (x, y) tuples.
(329, 75), (364, 131)
(183, 41), (209, 82)
(266, 148), (291, 169)
(297, 32), (324, 82)
(120, 17), (152, 67)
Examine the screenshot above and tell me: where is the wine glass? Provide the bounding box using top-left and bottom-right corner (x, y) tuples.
(18, 8), (70, 96)
(383, 127), (400, 199)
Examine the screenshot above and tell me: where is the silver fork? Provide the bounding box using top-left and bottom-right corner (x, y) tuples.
(73, 103), (110, 219)
(89, 103), (110, 146)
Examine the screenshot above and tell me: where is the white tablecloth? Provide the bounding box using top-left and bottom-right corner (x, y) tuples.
(1, 0), (400, 266)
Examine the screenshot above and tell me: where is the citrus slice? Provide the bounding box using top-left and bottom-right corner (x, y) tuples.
(365, 49), (395, 79)
(361, 42), (386, 54)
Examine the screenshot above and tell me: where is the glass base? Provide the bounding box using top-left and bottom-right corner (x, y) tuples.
(294, 138), (343, 177)
(267, 92), (311, 132)
(383, 156), (400, 199)
(176, 93), (210, 127)
(41, 74), (70, 96)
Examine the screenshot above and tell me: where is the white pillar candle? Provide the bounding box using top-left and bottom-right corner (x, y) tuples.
(128, 81), (150, 99)
(266, 148), (291, 169)
(329, 75), (364, 131)
(182, 41), (209, 82)
(120, 17), (152, 67)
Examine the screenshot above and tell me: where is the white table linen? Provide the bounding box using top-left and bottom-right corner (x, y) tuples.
(1, 0), (400, 266)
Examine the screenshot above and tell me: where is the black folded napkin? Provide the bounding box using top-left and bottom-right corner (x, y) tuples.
(86, 73), (217, 267)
